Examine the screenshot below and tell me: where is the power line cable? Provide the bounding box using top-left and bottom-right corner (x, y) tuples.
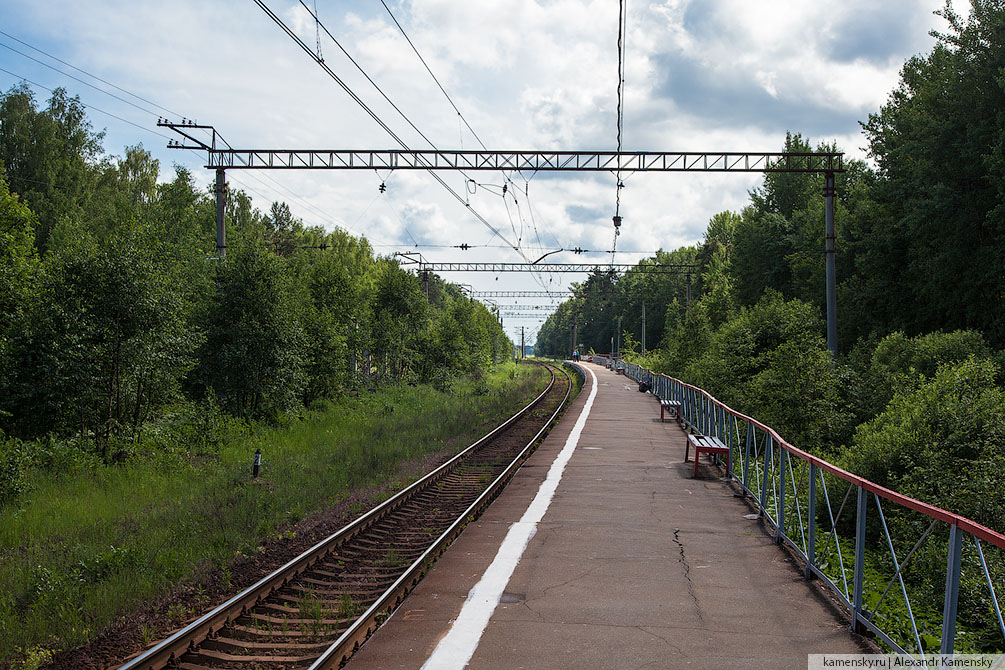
(0, 41), (165, 119)
(0, 67), (173, 140)
(367, 2), (566, 287)
(0, 69), (352, 237)
(298, 0), (554, 279)
(256, 0), (530, 264)
(377, 0), (489, 152)
(611, 0), (628, 265)
(0, 29), (183, 118)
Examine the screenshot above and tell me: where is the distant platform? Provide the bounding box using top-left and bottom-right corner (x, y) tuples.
(349, 362), (871, 669)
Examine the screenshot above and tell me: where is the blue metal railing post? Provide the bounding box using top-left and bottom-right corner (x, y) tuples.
(852, 486), (867, 633)
(701, 394), (708, 434)
(940, 524), (963, 654)
(760, 435), (771, 512)
(805, 464), (817, 579)
(683, 386), (690, 428)
(728, 414), (736, 479)
(743, 424), (752, 491)
(696, 393), (702, 432)
(777, 447), (787, 543)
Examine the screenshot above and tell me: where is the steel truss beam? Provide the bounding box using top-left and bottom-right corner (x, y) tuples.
(158, 120), (842, 355)
(417, 262), (693, 274)
(470, 291), (572, 298)
(197, 148), (843, 173)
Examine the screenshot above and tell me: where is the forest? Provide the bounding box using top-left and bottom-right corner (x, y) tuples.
(0, 80), (512, 462)
(0, 72), (524, 663)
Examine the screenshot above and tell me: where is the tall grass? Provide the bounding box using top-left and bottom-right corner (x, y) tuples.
(0, 363), (546, 665)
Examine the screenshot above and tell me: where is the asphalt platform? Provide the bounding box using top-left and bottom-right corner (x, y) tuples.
(349, 361), (870, 669)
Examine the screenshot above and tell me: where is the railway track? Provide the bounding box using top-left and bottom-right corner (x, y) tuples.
(118, 362), (574, 670)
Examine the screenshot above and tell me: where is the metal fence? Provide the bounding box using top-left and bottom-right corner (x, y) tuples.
(617, 361), (1005, 657)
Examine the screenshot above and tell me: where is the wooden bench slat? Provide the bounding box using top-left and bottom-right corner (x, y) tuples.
(659, 398), (682, 424)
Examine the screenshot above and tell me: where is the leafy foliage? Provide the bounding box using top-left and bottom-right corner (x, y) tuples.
(0, 85), (511, 455)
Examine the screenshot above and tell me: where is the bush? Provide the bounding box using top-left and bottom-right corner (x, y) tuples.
(841, 356), (1005, 651)
(844, 356), (1005, 532)
(860, 330), (994, 418)
(0, 437), (29, 505)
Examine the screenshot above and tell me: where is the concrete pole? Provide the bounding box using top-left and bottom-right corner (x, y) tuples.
(642, 301), (646, 354)
(573, 313), (578, 359)
(521, 326), (525, 359)
(824, 172), (837, 358)
(215, 168), (227, 260)
(616, 315), (622, 358)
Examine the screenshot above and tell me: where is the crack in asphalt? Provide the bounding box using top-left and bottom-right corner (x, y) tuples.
(672, 527), (704, 622)
(524, 566), (598, 604)
(636, 626), (684, 655)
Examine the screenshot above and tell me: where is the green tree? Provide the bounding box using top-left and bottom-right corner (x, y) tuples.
(368, 260), (428, 378)
(196, 241), (306, 418)
(861, 1), (1005, 345)
(2, 217), (197, 454)
(0, 85), (104, 252)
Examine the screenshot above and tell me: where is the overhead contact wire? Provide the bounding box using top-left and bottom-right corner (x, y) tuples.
(259, 0), (527, 260)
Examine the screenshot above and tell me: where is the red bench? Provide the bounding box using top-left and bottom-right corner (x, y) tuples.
(685, 434), (730, 478)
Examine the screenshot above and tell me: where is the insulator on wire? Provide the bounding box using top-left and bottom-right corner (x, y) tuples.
(379, 182), (386, 193)
(613, 215), (623, 228)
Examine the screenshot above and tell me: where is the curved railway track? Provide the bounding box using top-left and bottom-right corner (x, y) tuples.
(119, 362), (574, 670)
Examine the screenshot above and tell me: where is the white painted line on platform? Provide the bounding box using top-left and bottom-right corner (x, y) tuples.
(420, 366), (599, 670)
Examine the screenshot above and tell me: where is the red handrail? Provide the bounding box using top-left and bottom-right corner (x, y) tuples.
(659, 372), (1005, 550)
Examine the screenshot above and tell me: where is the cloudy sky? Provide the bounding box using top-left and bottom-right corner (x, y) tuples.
(1, 0), (955, 343)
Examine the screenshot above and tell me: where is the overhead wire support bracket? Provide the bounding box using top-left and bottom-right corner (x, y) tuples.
(157, 119), (227, 152)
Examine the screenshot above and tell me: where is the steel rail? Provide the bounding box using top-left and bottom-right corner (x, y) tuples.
(309, 363), (574, 669)
(117, 363), (568, 670)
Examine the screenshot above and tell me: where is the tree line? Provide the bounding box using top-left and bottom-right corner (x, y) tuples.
(0, 82), (510, 466)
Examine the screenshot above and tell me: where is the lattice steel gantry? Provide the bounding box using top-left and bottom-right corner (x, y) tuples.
(159, 119), (843, 356)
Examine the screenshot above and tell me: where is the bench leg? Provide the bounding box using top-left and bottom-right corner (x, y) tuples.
(660, 405), (666, 423)
(693, 451), (700, 477)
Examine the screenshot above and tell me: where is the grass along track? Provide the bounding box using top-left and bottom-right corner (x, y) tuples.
(2, 363), (549, 669)
(115, 362), (572, 670)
